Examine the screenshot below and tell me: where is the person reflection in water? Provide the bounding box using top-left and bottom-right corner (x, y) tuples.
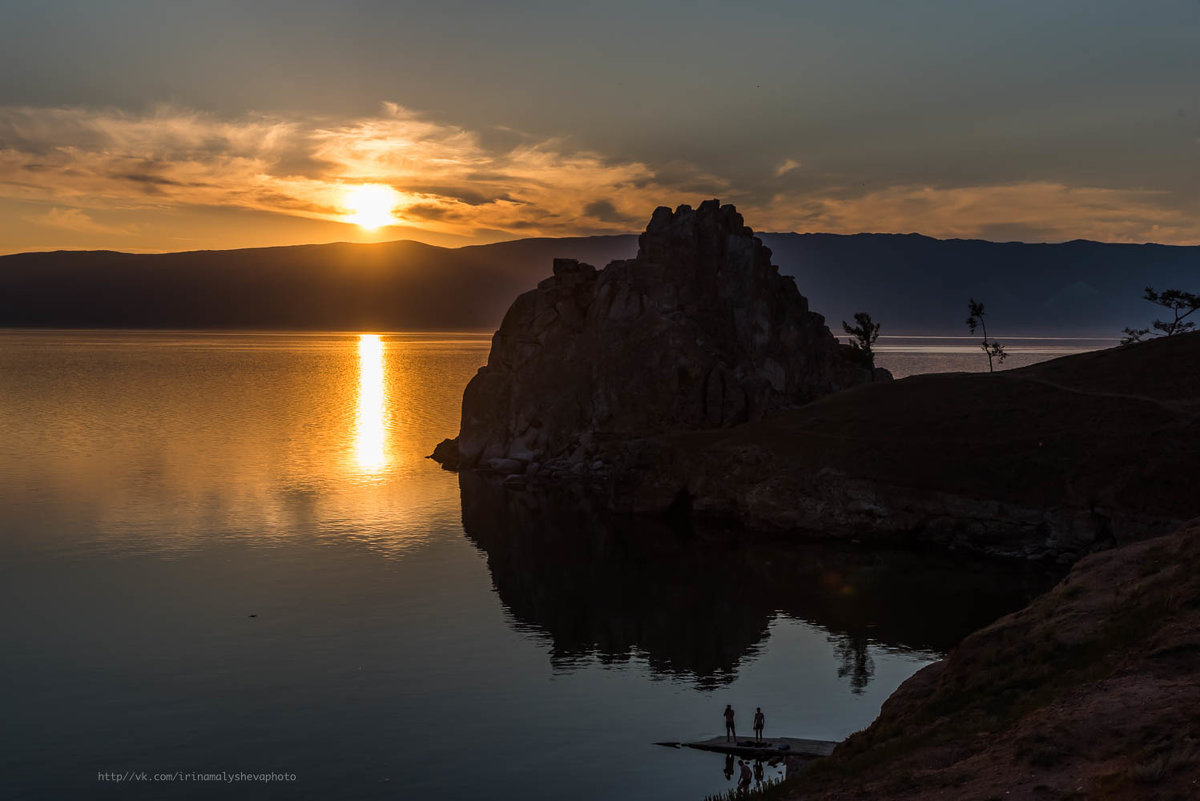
(753, 707), (765, 742)
(723, 753), (735, 781)
(723, 704), (736, 741)
(754, 760), (765, 785)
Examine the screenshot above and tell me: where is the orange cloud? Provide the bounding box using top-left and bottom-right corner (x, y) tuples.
(1, 104), (1195, 245)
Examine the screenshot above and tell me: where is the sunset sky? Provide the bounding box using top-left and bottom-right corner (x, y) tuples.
(2, 0), (1198, 254)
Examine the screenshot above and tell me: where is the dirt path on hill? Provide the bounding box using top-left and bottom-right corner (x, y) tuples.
(1014, 374), (1197, 417)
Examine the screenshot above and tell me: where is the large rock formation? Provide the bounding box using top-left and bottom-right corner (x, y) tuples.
(432, 200), (875, 471)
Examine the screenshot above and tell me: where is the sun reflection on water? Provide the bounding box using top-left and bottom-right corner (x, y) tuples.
(355, 334), (389, 473)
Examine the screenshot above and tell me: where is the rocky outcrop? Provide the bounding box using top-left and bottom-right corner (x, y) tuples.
(432, 200), (875, 472)
(784, 517), (1200, 800)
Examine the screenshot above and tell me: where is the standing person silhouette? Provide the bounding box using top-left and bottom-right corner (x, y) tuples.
(723, 704), (736, 741)
(753, 707), (765, 742)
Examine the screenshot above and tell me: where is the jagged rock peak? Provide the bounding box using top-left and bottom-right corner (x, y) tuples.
(638, 199), (759, 262)
(432, 200), (878, 474)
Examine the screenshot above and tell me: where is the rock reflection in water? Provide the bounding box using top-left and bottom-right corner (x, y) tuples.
(459, 472), (1055, 691)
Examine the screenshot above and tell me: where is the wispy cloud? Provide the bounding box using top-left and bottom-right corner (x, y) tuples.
(774, 158), (802, 177)
(25, 206), (133, 236)
(756, 182), (1196, 244)
(0, 104), (1195, 245)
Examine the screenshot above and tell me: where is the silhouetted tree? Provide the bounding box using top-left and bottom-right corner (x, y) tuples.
(830, 633), (874, 694)
(966, 298), (1007, 373)
(1121, 286), (1200, 344)
(842, 311), (881, 371)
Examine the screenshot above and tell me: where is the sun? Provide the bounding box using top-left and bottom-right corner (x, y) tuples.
(343, 184), (400, 230)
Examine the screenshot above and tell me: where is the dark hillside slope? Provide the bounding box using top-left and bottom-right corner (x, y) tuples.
(618, 333), (1200, 560)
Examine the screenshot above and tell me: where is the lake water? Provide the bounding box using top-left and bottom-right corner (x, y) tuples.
(0, 331), (1083, 800)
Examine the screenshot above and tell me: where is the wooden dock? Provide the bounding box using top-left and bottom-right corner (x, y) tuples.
(657, 736), (839, 759)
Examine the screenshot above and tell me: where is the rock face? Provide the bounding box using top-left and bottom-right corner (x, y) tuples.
(434, 200), (874, 471)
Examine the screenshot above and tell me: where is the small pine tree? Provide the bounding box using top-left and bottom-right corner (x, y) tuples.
(1121, 286), (1200, 344)
(841, 311), (881, 371)
(966, 298), (1007, 373)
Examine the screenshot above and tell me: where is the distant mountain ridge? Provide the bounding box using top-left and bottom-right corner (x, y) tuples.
(764, 233), (1199, 336)
(0, 237), (634, 332)
(1, 232), (1196, 335)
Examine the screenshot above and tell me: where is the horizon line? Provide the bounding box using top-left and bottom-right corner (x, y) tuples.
(2, 230), (1193, 259)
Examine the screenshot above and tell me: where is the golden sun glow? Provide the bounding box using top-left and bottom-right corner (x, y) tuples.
(355, 334), (389, 473)
(343, 184), (400, 230)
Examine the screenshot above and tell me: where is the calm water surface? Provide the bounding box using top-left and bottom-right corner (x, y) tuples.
(0, 331), (1075, 799)
(876, 335), (1118, 378)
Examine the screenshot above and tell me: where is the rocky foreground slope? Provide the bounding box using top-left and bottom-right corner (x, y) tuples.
(432, 200), (877, 471)
(785, 517), (1200, 801)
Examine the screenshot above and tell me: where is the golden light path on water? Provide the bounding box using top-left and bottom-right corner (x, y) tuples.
(355, 334), (389, 473)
